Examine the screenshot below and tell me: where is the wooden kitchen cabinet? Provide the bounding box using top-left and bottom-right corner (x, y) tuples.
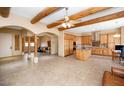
(64, 39), (70, 56)
(82, 36), (92, 45)
(92, 47), (112, 56)
(69, 40), (73, 54)
(100, 34), (108, 44)
(64, 39), (74, 56)
(64, 33), (76, 41)
(64, 34), (75, 56)
(102, 48), (112, 56)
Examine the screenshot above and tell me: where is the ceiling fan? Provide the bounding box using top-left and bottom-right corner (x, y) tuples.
(59, 7), (81, 28)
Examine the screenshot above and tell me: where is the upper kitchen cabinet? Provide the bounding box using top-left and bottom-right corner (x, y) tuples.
(100, 34), (108, 44)
(82, 36), (92, 45)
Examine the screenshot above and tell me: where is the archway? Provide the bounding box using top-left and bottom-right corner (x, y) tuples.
(0, 26), (34, 58)
(0, 14), (59, 35)
(37, 32), (58, 56)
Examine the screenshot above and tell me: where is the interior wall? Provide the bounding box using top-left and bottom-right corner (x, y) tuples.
(0, 28), (22, 56)
(0, 13), (60, 55)
(0, 13), (59, 36)
(58, 31), (64, 57)
(51, 37), (58, 54)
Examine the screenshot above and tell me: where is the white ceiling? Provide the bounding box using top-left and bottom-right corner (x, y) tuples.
(11, 7), (124, 34)
(11, 7), (46, 20)
(66, 17), (124, 34)
(41, 7), (89, 24)
(11, 7), (89, 24)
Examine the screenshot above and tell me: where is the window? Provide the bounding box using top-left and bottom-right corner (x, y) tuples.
(25, 42), (28, 47)
(25, 42), (34, 47)
(30, 43), (34, 47)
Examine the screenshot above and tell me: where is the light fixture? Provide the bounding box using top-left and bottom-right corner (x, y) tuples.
(61, 8), (72, 28)
(113, 34), (120, 38)
(62, 23), (67, 28)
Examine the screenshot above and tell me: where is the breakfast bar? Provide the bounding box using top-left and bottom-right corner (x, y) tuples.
(75, 49), (91, 61)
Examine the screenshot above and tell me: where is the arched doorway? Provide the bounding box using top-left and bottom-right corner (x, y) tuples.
(37, 32), (58, 56)
(0, 25), (59, 63)
(0, 26), (34, 58)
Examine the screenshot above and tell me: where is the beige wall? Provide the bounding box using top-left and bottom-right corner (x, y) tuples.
(0, 13), (59, 36)
(58, 31), (64, 57)
(0, 13), (60, 56)
(0, 28), (22, 56)
(51, 37), (58, 54)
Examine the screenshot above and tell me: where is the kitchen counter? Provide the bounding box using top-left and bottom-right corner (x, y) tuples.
(75, 49), (91, 61)
(92, 47), (112, 56)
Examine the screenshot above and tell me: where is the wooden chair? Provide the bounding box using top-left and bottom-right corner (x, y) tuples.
(112, 51), (121, 62)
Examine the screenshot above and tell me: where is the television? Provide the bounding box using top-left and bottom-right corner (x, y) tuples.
(115, 45), (124, 50)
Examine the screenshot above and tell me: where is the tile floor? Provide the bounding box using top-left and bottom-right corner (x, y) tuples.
(0, 55), (123, 86)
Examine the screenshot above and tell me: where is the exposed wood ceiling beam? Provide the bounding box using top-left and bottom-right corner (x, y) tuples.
(31, 7), (61, 24)
(47, 7), (111, 28)
(58, 11), (124, 31)
(0, 7), (10, 18)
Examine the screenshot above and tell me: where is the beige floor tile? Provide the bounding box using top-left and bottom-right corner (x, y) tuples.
(0, 55), (123, 86)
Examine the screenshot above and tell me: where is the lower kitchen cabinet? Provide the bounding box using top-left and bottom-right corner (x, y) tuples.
(92, 47), (112, 56)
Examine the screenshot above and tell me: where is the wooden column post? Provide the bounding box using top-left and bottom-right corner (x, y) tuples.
(28, 35), (31, 55)
(34, 34), (38, 63)
(21, 31), (25, 54)
(34, 34), (38, 57)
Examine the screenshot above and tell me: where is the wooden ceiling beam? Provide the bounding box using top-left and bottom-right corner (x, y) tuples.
(47, 7), (111, 28)
(58, 11), (124, 31)
(0, 7), (10, 18)
(31, 7), (61, 24)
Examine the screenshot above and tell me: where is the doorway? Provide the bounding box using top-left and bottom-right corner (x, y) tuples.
(0, 33), (12, 58)
(38, 32), (58, 56)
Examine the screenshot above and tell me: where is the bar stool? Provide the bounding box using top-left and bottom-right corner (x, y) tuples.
(120, 47), (124, 65)
(112, 51), (121, 63)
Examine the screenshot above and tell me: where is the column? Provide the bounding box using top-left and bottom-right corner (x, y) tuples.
(21, 31), (25, 55)
(58, 31), (64, 57)
(34, 34), (38, 63)
(27, 35), (31, 59)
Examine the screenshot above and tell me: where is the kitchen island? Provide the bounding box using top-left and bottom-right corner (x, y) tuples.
(75, 49), (91, 61)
